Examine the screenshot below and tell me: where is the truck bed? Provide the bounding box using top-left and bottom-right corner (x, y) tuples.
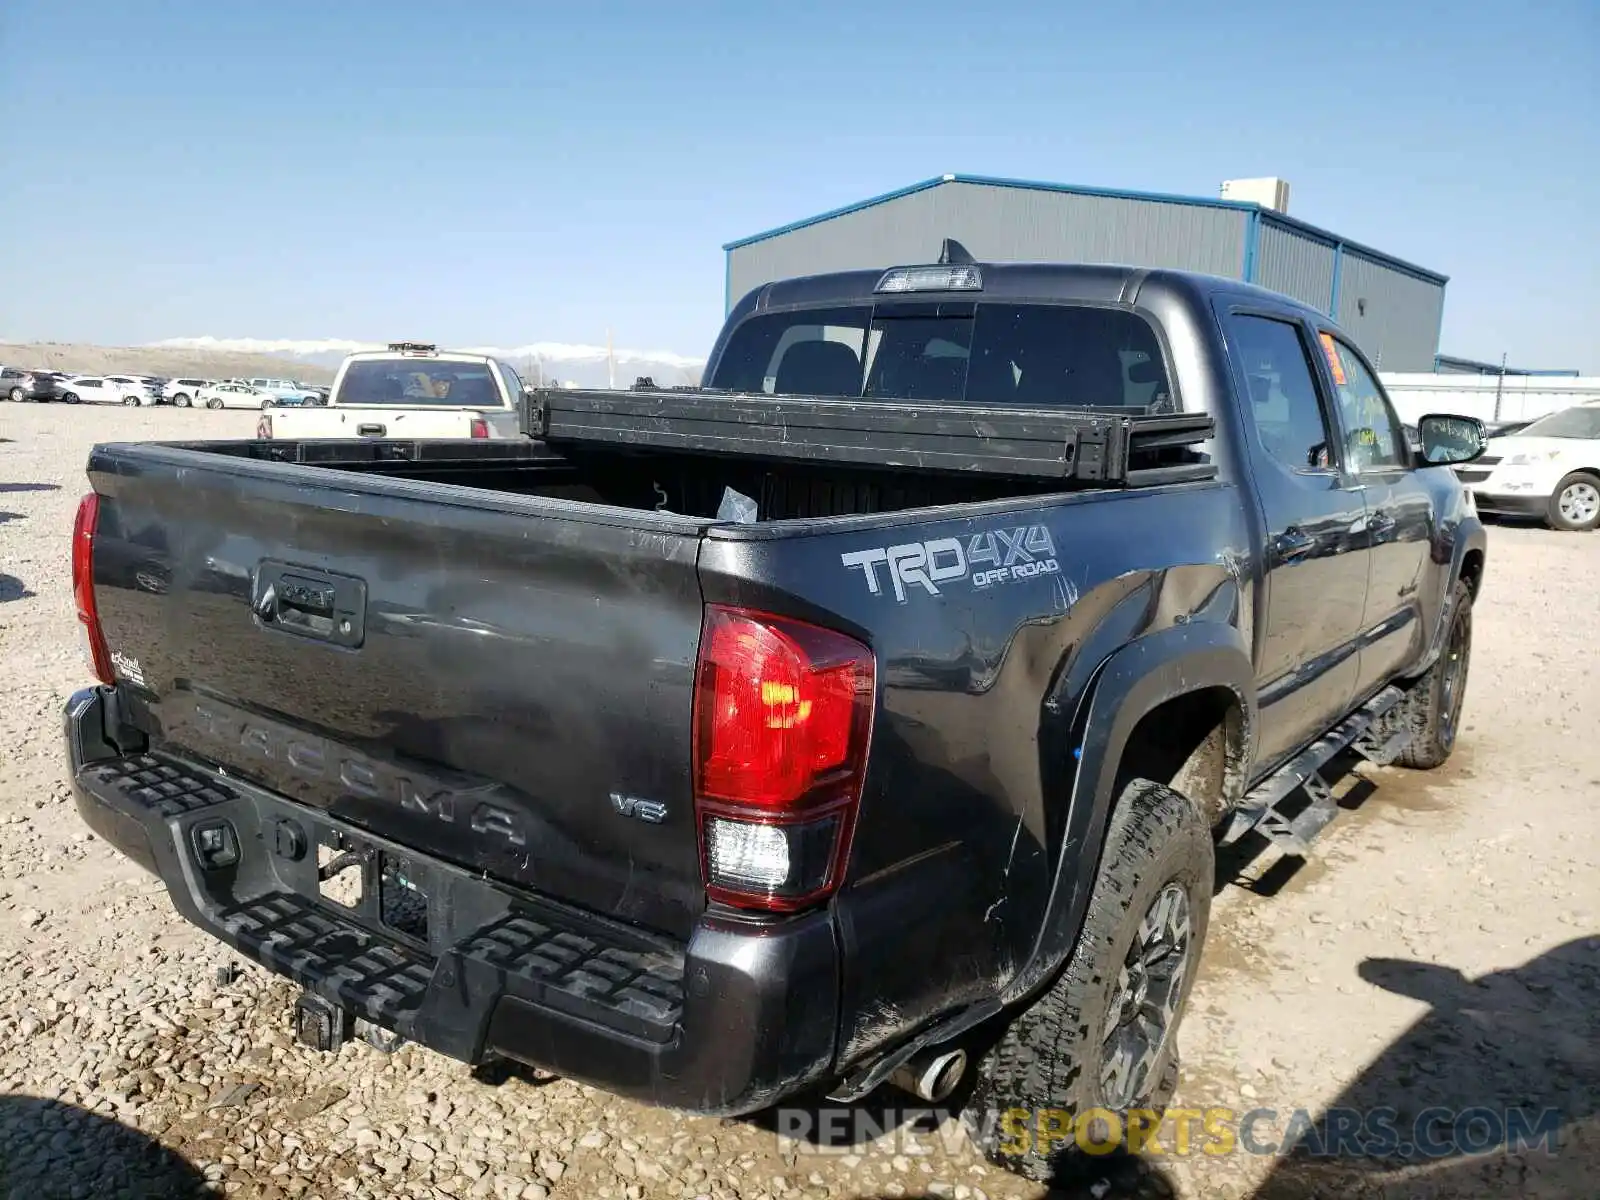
(169, 438), (1051, 520)
(170, 401), (1214, 523)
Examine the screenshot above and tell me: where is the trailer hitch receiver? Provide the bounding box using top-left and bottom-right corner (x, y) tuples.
(293, 991), (354, 1053)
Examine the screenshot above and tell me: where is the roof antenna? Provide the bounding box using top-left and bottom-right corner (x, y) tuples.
(938, 238), (975, 265)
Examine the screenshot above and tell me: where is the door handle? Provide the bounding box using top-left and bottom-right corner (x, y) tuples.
(253, 562), (367, 648)
(356, 423), (387, 437)
(1274, 527), (1316, 561)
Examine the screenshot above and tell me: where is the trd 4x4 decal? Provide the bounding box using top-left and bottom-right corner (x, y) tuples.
(841, 525), (1060, 602)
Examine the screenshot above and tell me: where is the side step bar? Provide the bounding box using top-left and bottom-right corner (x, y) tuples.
(1221, 685), (1410, 856)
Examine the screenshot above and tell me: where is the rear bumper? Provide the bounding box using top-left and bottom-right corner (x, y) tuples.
(64, 686), (838, 1116)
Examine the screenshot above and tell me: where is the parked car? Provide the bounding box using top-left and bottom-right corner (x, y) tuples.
(1454, 400), (1600, 530)
(248, 377), (323, 404)
(62, 375), (159, 405)
(2, 365), (66, 402)
(192, 381), (277, 409)
(164, 378), (213, 407)
(257, 344), (524, 438)
(1482, 418), (1533, 439)
(64, 257), (1488, 1184)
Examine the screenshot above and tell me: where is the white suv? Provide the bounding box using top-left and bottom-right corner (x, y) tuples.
(165, 378), (213, 407)
(59, 375), (159, 405)
(248, 378), (321, 404)
(1458, 401), (1600, 531)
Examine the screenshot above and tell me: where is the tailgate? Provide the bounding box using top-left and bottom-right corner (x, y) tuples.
(88, 445), (711, 938)
(269, 407), (485, 439)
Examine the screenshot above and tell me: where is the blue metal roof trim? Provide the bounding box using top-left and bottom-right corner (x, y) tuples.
(1256, 212), (1448, 287)
(725, 174), (1449, 288)
(722, 177), (953, 251)
(1434, 354), (1580, 377)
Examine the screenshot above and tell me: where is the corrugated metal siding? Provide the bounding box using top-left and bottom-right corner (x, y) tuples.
(1254, 220), (1336, 312)
(1335, 252), (1446, 373)
(727, 181), (1247, 307)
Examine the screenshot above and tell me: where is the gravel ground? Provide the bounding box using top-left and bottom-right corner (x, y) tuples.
(1, 402), (1596, 1200)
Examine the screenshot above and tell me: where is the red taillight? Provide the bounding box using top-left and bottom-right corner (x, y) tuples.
(72, 492), (114, 685)
(692, 606), (874, 911)
(469, 417), (489, 439)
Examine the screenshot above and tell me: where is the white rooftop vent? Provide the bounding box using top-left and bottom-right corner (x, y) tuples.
(1221, 177), (1291, 214)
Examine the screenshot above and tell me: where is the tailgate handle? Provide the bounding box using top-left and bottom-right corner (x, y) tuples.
(254, 563), (367, 648)
(356, 423), (387, 437)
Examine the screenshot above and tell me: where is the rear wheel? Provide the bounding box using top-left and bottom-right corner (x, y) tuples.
(122, 395), (141, 406)
(1547, 472), (1600, 532)
(173, 392), (191, 407)
(63, 392), (79, 404)
(959, 778), (1212, 1183)
(6, 387), (21, 402)
(206, 397), (223, 410)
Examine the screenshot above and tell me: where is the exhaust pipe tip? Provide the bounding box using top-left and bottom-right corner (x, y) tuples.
(888, 1047), (968, 1103)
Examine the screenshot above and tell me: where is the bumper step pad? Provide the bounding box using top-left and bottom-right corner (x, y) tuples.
(219, 891), (435, 1028)
(76, 750), (686, 1050)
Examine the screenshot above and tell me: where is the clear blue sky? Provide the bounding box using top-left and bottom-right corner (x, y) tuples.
(1, 0), (1595, 369)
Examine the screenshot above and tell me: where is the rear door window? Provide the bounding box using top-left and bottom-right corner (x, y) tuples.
(1227, 315), (1336, 473)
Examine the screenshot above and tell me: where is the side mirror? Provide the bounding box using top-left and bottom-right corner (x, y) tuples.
(1416, 413), (1486, 466)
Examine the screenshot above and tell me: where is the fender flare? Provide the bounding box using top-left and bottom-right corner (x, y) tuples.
(1414, 515), (1487, 676)
(1001, 620), (1255, 1004)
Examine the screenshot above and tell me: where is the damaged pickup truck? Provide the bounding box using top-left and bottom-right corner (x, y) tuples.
(65, 255), (1486, 1181)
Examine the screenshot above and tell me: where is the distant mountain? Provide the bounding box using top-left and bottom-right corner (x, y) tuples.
(149, 337), (707, 389)
(1, 341), (340, 384)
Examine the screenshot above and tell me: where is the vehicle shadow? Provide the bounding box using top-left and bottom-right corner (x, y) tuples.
(0, 1094), (207, 1196)
(0, 573), (34, 602)
(1250, 937), (1600, 1199)
(0, 482), (59, 493)
(0, 511), (24, 525)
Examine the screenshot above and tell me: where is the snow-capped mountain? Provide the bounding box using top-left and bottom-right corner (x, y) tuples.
(150, 337), (706, 389)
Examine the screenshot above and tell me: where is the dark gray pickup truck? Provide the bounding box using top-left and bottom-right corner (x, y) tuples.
(66, 256), (1487, 1181)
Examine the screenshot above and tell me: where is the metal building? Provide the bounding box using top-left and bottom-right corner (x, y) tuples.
(724, 174), (1449, 372)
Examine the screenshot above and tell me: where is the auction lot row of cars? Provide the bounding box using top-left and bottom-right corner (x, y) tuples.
(0, 364), (328, 408)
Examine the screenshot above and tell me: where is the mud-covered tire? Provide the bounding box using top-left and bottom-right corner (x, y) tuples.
(1392, 579), (1473, 769)
(959, 778), (1212, 1183)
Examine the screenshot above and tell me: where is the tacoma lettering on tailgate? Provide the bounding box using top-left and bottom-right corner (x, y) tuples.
(183, 698), (529, 846)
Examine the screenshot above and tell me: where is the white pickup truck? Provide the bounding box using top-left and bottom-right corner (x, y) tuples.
(255, 343), (528, 440)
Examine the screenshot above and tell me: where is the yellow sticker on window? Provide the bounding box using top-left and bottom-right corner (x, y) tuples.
(1319, 332), (1347, 385)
